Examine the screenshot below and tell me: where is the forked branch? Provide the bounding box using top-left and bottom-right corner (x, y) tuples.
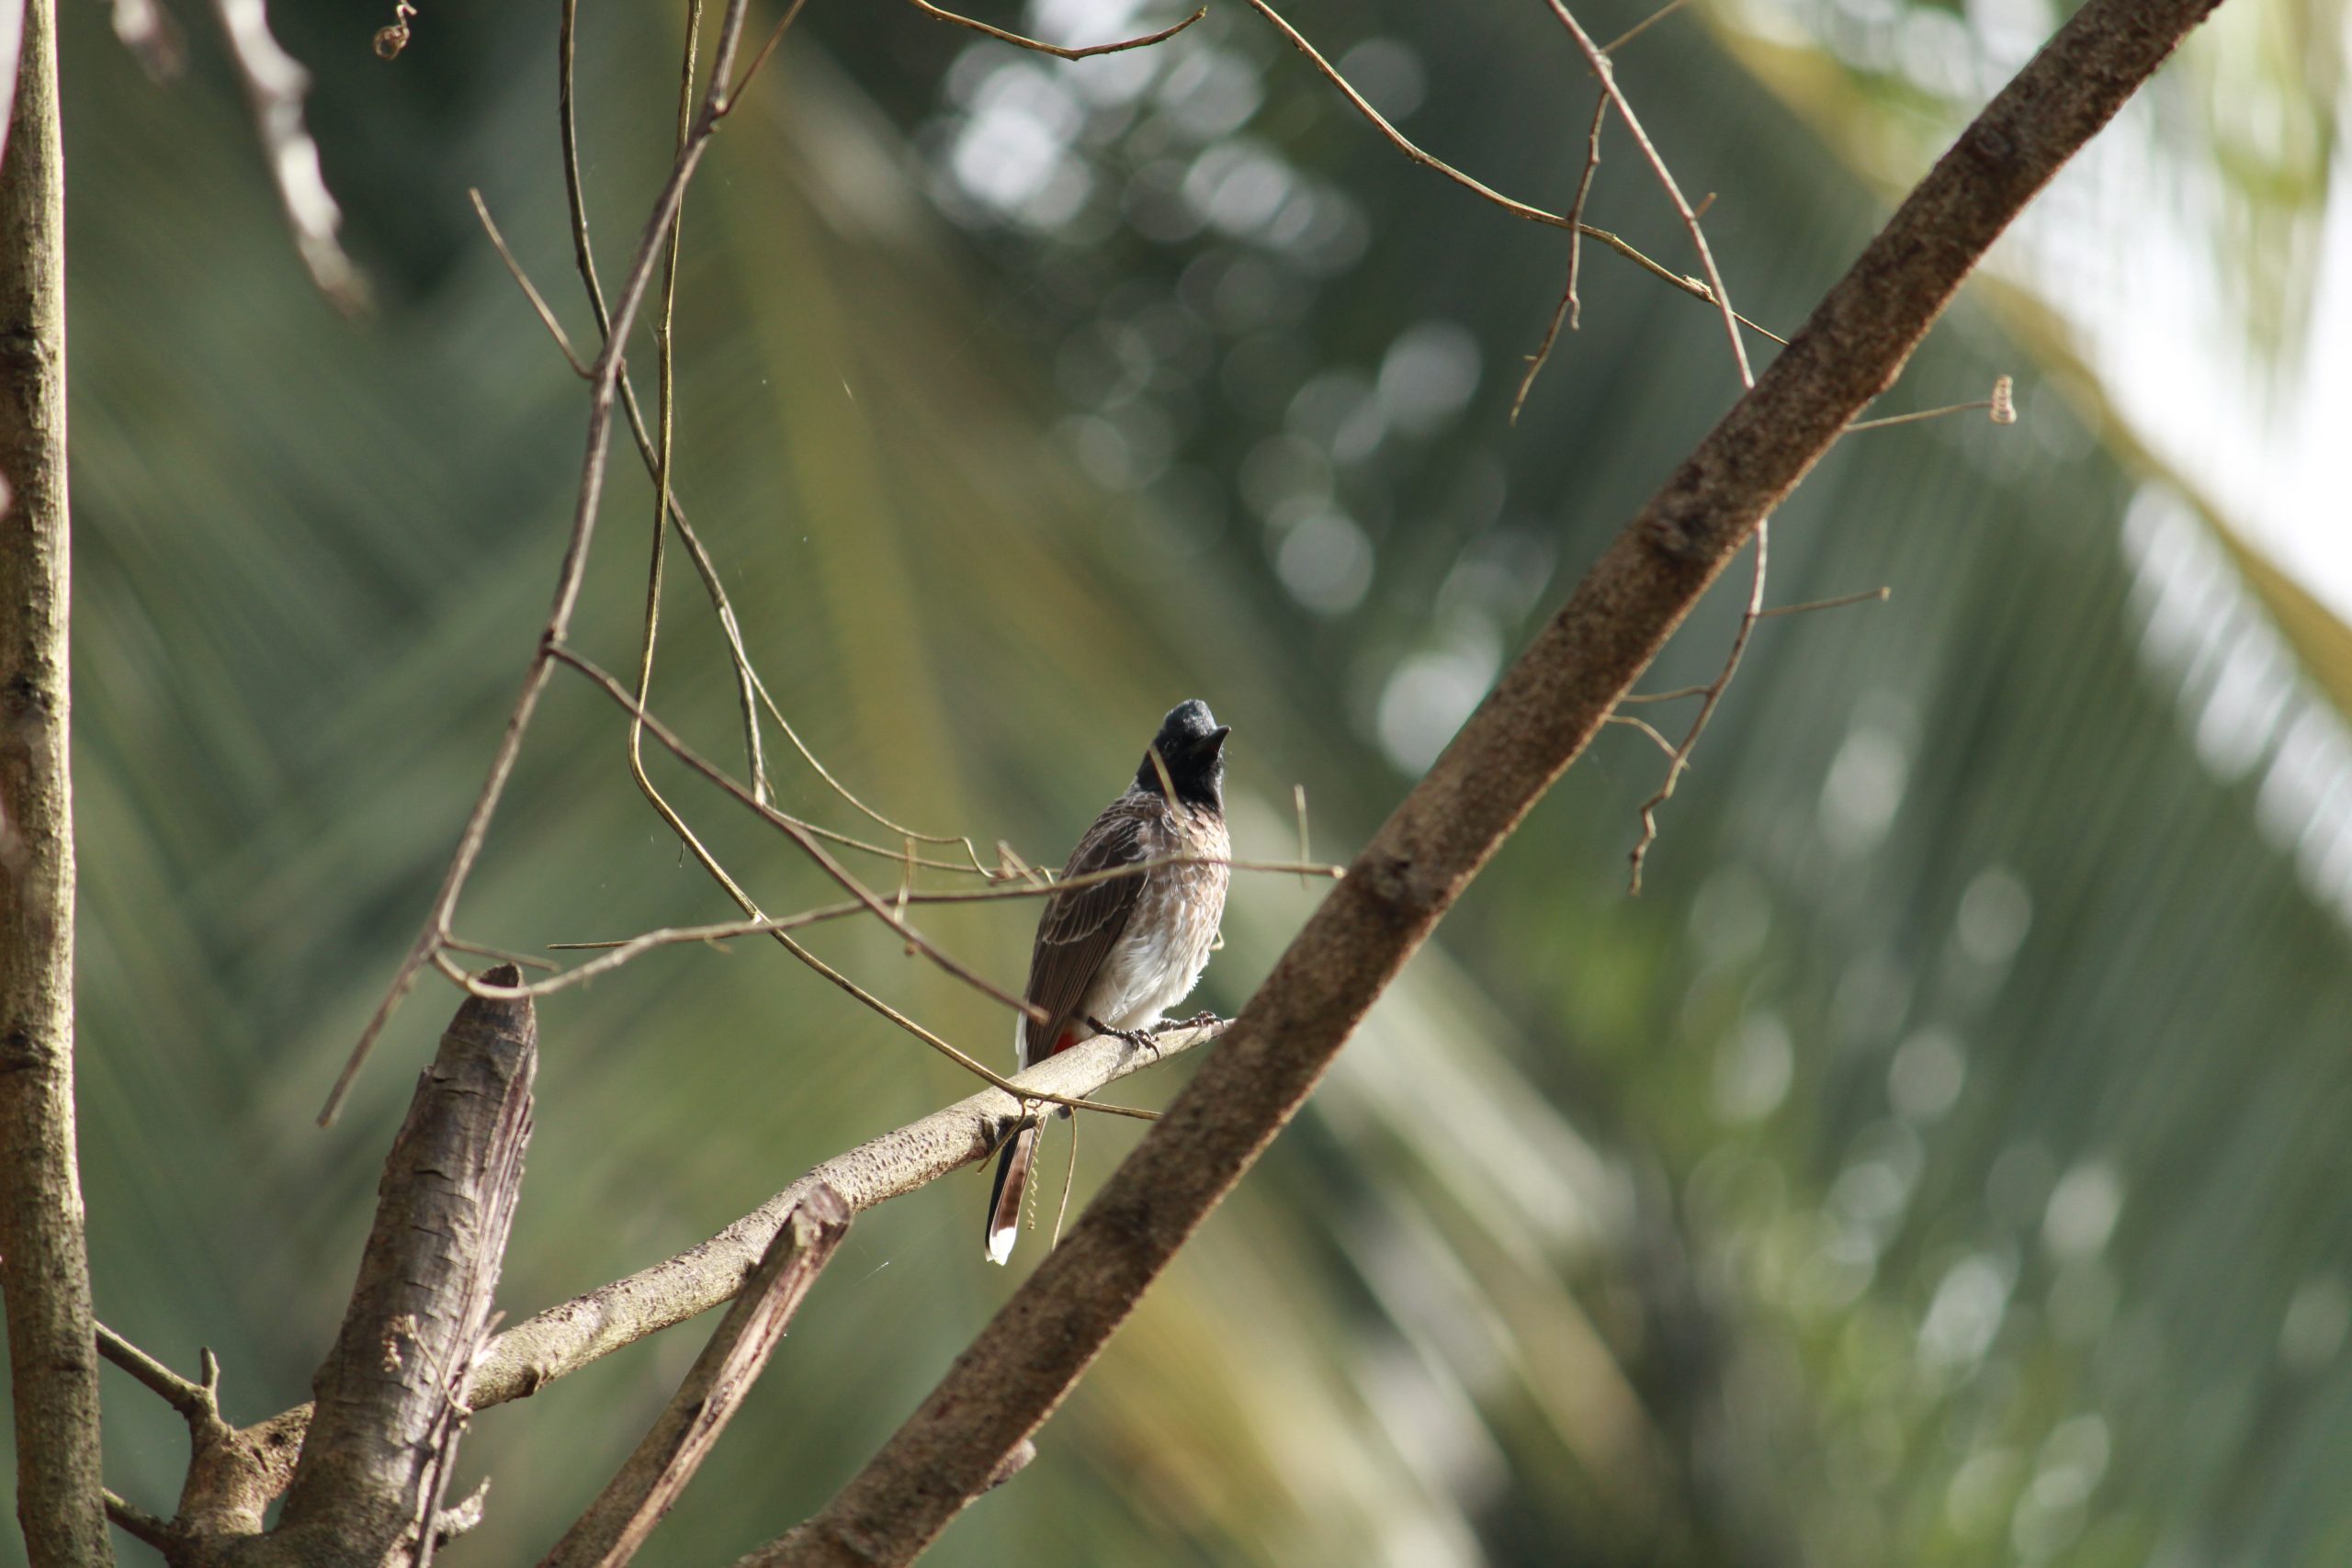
(189, 1018), (1227, 1540)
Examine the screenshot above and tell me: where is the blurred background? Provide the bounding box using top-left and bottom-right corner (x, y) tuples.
(24, 0), (2352, 1562)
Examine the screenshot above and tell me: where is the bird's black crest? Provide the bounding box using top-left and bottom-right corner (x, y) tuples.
(1136, 699), (1229, 809)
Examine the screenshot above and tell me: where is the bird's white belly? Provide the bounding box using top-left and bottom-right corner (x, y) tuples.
(1007, 910), (1213, 1066)
(1084, 907), (1215, 1034)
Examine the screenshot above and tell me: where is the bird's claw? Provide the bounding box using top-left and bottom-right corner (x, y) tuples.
(1154, 1010), (1222, 1034)
(1088, 1016), (1162, 1058)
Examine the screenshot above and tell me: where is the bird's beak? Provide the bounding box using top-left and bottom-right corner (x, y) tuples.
(1205, 726), (1231, 751)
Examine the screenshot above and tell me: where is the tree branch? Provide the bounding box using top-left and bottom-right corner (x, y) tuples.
(96, 1323), (213, 1423)
(538, 1188), (852, 1568)
(464, 1017), (1221, 1411)
(0, 0), (110, 1558)
(745, 3), (2225, 1562)
(198, 1018), (1224, 1533)
(265, 969), (537, 1567)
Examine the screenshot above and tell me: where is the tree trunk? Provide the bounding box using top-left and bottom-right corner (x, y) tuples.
(0, 0), (111, 1559)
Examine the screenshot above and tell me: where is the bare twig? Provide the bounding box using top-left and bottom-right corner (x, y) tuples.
(102, 1491), (176, 1552)
(721, 0), (808, 107)
(470, 191), (588, 376)
(322, 0), (763, 1124)
(551, 644), (1048, 1024)
(92, 1320), (314, 1552)
(1049, 1110), (1080, 1251)
(1532, 0), (1764, 888)
(554, 636), (1187, 1120)
(553, 0), (1004, 883)
(1540, 0), (1750, 387)
(95, 1321), (212, 1422)
(1756, 586), (1889, 618)
(1512, 94), (1609, 423)
(574, 2), (1051, 1107)
(611, 0), (721, 1070)
(555, 0), (768, 808)
(209, 0), (366, 310)
(1239, 0), (1783, 344)
(0, 2), (110, 1553)
(1293, 784), (1310, 889)
(538, 1188), (853, 1568)
(1600, 0), (1692, 55)
(1603, 712), (1678, 758)
(442, 932), (560, 973)
(744, 5), (2222, 1560)
(1627, 522), (1766, 894)
(901, 0), (1204, 60)
(1847, 375), (2018, 431)
(744, 672), (993, 868)
(543, 853), (1341, 939)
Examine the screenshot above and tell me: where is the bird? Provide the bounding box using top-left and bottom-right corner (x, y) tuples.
(985, 699), (1233, 1265)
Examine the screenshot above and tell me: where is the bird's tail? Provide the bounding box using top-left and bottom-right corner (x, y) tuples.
(984, 1122), (1038, 1266)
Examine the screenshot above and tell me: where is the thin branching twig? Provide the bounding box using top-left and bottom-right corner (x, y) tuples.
(1627, 523), (1766, 893)
(555, 0), (1001, 879)
(1539, 0), (1751, 385)
(1756, 586), (1890, 618)
(1239, 0), (1782, 344)
(556, 646), (1046, 1022)
(484, 853), (1340, 998)
(1847, 375), (2018, 431)
(901, 0), (1204, 60)
(471, 191), (588, 376)
(322, 0), (763, 1123)
(1512, 94), (1609, 422)
(1601, 0), (1692, 55)
(1603, 712), (1679, 758)
(546, 644), (1170, 1120)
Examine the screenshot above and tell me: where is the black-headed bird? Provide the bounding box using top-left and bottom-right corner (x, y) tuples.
(985, 700), (1232, 1264)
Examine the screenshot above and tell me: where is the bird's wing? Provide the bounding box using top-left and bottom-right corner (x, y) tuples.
(1022, 800), (1152, 1062)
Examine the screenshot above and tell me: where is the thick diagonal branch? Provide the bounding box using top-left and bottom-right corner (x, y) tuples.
(749, 3), (2224, 1563)
(265, 970), (537, 1567)
(0, 1), (110, 1560)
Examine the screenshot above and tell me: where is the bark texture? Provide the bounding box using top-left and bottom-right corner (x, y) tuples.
(0, 0), (108, 1559)
(258, 970), (537, 1567)
(750, 3), (2225, 1563)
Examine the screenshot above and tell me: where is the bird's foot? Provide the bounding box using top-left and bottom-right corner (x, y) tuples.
(1088, 1016), (1163, 1059)
(1153, 1010), (1222, 1034)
